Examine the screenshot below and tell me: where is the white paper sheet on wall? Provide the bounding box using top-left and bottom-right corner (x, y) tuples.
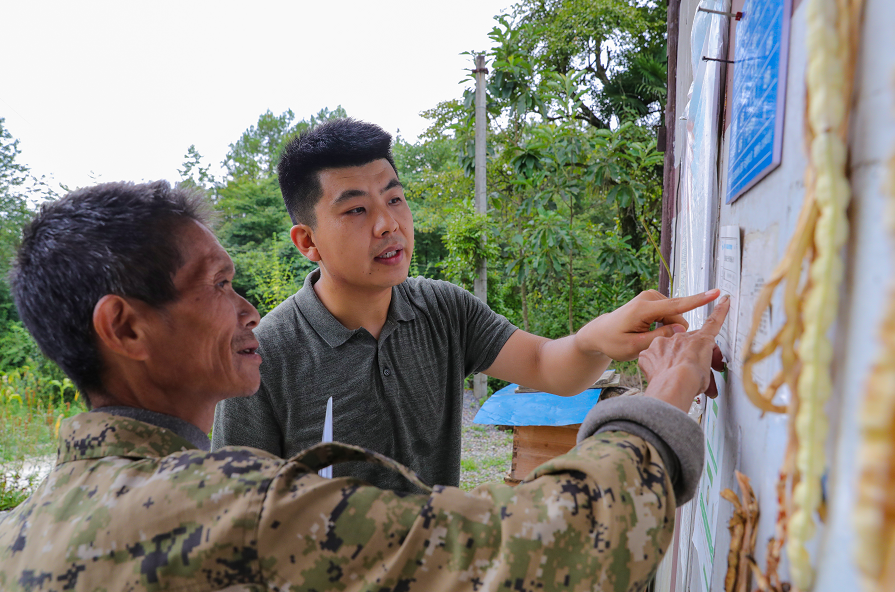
(716, 226), (741, 366)
(733, 225), (781, 395)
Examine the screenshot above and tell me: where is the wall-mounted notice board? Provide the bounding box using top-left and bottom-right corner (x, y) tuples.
(726, 0), (792, 203)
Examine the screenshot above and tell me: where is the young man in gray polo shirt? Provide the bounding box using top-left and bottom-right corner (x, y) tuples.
(212, 118), (721, 492)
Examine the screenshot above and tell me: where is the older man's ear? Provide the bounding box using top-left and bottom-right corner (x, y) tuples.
(92, 294), (153, 362)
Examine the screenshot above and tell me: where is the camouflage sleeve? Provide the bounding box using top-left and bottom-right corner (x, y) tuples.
(256, 432), (674, 592)
(577, 394), (706, 505)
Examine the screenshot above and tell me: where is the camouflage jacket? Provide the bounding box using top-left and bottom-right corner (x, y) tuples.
(0, 410), (687, 592)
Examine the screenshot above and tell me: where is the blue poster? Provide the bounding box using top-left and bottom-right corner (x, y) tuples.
(726, 0), (792, 203)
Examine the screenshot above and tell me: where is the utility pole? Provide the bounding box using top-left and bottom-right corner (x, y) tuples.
(473, 53), (489, 401)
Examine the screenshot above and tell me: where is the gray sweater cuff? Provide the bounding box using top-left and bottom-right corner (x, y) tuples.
(576, 395), (705, 506)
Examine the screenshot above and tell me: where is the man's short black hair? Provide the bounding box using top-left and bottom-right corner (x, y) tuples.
(10, 180), (211, 401)
(277, 118), (397, 227)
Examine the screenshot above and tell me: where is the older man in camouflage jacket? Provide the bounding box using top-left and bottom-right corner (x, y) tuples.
(0, 181), (727, 591)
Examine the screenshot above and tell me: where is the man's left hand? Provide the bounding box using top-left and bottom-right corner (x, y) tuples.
(580, 289), (722, 361)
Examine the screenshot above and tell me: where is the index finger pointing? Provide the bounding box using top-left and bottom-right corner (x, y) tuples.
(696, 296), (731, 338)
(648, 289), (721, 319)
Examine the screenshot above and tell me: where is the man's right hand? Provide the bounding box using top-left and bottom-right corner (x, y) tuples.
(638, 296), (730, 412)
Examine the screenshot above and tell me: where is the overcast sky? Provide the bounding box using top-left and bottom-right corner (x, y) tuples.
(3, 0), (512, 191)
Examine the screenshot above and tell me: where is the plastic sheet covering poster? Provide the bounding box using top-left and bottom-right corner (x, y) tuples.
(675, 0), (728, 331)
(673, 1), (730, 589)
(726, 0), (792, 203)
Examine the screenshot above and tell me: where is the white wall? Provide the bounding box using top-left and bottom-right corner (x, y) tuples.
(668, 0), (895, 590)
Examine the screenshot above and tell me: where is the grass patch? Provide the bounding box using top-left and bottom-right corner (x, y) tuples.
(0, 470), (39, 511)
(0, 368), (87, 510)
(481, 452), (512, 469)
(459, 423), (515, 492)
(460, 458), (478, 472)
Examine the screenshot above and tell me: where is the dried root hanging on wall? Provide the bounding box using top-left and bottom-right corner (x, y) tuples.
(853, 153), (895, 590)
(740, 0), (865, 590)
(722, 471), (760, 592)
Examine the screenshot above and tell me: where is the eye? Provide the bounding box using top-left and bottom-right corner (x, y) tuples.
(388, 196), (403, 205)
(216, 279), (231, 289)
(345, 206), (365, 215)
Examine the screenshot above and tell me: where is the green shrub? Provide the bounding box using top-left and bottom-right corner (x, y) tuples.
(0, 469), (37, 511)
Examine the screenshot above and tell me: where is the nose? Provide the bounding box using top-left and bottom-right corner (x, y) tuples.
(237, 293), (261, 329)
(373, 205), (399, 237)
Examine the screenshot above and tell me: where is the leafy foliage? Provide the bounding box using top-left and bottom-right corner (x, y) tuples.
(0, 367), (86, 510)
(441, 203), (499, 289)
(237, 232), (314, 316)
(0, 119), (33, 328)
(486, 0), (667, 127)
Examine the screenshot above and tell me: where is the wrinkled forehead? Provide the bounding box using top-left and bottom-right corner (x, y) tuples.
(171, 220), (234, 286)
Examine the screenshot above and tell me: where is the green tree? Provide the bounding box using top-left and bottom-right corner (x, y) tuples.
(210, 106), (350, 311)
(178, 144), (214, 190)
(222, 106), (348, 182)
(215, 176), (291, 248)
(0, 119), (64, 377)
(415, 64), (664, 334)
(486, 0), (667, 127)
(392, 134), (465, 279)
(0, 118), (31, 281)
(0, 119), (34, 330)
(237, 232), (316, 316)
(223, 109), (297, 182)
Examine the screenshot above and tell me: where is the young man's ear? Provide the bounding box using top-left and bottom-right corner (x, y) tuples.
(92, 295), (152, 361)
(290, 224), (321, 262)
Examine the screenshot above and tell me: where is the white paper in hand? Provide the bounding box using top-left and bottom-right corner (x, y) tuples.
(318, 396), (333, 478)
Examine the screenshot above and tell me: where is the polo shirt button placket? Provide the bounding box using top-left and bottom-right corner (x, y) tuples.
(383, 368), (391, 377)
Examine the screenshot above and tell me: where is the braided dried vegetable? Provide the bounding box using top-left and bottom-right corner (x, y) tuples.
(853, 151), (895, 590)
(740, 0), (864, 589)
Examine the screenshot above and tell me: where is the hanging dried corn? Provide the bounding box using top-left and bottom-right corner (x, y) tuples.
(853, 149), (895, 590)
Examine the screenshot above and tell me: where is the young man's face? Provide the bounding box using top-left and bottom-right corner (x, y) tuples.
(141, 221), (262, 402)
(292, 159), (414, 294)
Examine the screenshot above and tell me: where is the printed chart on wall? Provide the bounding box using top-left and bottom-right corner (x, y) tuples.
(692, 392), (726, 592)
(716, 226), (741, 365)
(726, 0), (792, 203)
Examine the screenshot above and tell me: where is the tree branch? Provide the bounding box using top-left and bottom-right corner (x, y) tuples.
(575, 103), (608, 129)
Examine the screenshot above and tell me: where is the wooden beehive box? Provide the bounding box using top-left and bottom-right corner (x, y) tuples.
(505, 424), (580, 484)
(474, 375), (625, 486)
(499, 384), (634, 486)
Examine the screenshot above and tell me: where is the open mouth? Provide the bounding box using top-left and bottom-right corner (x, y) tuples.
(235, 344), (261, 361)
(375, 246), (403, 262)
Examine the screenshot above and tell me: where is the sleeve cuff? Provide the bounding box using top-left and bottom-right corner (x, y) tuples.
(577, 395), (705, 506)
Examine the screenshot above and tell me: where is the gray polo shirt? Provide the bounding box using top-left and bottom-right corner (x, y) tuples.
(212, 269), (517, 492)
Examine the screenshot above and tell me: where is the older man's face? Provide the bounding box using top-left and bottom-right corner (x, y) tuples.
(140, 221), (262, 402)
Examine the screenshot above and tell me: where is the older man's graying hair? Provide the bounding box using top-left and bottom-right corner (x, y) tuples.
(10, 181), (211, 402)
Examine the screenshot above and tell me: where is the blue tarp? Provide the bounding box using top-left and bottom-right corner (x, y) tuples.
(473, 383), (602, 427)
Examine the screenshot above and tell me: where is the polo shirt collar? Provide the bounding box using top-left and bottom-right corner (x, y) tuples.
(295, 268), (416, 348)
